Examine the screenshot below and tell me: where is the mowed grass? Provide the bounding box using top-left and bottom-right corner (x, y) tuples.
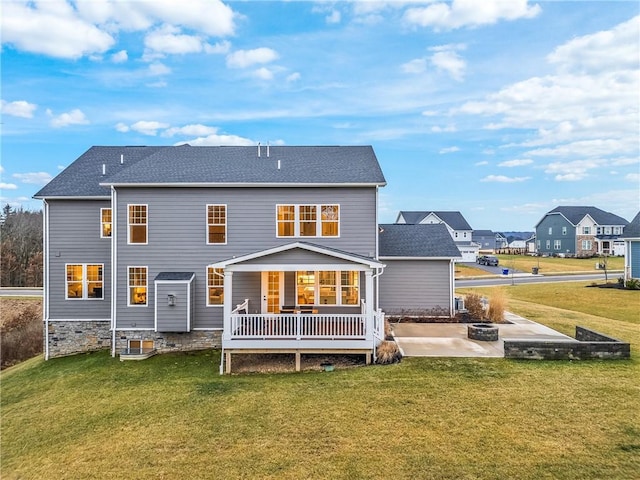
(496, 254), (624, 274)
(2, 287), (640, 480)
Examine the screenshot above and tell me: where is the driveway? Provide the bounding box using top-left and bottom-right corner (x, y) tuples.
(391, 312), (574, 358)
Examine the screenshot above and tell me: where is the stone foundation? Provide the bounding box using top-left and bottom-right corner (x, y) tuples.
(115, 330), (222, 354)
(47, 320), (112, 358)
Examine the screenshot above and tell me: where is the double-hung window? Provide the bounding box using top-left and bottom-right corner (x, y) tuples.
(101, 208), (112, 238)
(554, 240), (561, 250)
(207, 205), (227, 244)
(277, 204), (339, 237)
(128, 205), (147, 244)
(206, 267), (224, 305)
(582, 240), (592, 250)
(583, 226), (591, 235)
(128, 266), (147, 306)
(66, 264), (103, 299)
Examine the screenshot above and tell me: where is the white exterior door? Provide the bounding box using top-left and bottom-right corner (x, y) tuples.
(261, 271), (284, 313)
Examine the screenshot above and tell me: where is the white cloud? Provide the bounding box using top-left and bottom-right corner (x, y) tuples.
(625, 173), (640, 183)
(130, 120), (170, 136)
(111, 50), (128, 63)
(253, 67), (274, 80)
(144, 25), (205, 56)
(148, 62), (171, 76)
(1, 99), (37, 118)
(498, 159), (533, 167)
(404, 0), (541, 31)
(2, 0), (236, 59)
(0, 183), (18, 190)
(475, 161), (489, 166)
(286, 72), (301, 83)
(163, 124), (219, 137)
(115, 122), (130, 133)
(326, 10), (341, 24)
(13, 172), (53, 185)
(431, 125), (457, 133)
(430, 45), (466, 81)
(481, 175), (530, 183)
(50, 109), (89, 128)
(401, 58), (427, 74)
(226, 48), (278, 68)
(439, 146), (460, 154)
(204, 41), (231, 55)
(175, 134), (254, 147)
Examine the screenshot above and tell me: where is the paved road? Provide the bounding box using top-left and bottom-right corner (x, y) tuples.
(457, 272), (616, 287)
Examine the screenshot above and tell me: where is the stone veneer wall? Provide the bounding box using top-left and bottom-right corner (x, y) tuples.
(47, 320), (112, 358)
(116, 330), (222, 354)
(576, 235), (597, 257)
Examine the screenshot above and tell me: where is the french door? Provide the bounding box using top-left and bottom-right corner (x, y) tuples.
(261, 271), (283, 313)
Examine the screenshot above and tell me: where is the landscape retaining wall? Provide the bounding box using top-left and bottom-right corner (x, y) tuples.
(504, 326), (630, 360)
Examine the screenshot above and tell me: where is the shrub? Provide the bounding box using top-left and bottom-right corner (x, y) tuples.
(0, 304), (43, 369)
(625, 278), (640, 290)
(487, 289), (507, 323)
(464, 292), (486, 320)
(376, 341), (402, 365)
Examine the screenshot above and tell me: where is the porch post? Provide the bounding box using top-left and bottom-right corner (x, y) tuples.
(223, 271), (233, 341)
(365, 270), (374, 341)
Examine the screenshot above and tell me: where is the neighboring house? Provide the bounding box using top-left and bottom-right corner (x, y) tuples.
(395, 210), (478, 262)
(35, 145), (393, 372)
(378, 224), (461, 316)
(534, 206), (629, 257)
(622, 211), (640, 281)
(472, 230), (501, 253)
(508, 240), (526, 251)
(525, 234), (536, 254)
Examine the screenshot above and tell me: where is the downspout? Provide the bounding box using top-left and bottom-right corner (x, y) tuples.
(43, 200), (50, 360)
(111, 187), (118, 357)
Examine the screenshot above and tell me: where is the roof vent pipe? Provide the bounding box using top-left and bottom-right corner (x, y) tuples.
(120, 154), (124, 164)
(102, 164), (106, 175)
(267, 142), (270, 158)
(277, 160), (281, 170)
(257, 142), (261, 157)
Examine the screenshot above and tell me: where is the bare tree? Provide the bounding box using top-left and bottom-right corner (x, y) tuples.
(1, 205), (43, 287)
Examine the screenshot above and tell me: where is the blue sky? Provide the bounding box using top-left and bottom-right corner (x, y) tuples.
(1, 0), (638, 231)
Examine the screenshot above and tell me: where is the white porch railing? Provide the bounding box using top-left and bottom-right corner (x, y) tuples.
(230, 313), (367, 339)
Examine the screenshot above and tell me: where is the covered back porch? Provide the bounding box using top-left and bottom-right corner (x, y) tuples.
(209, 242), (386, 373)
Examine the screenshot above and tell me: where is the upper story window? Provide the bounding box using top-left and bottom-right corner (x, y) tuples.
(128, 205), (147, 244)
(128, 266), (147, 306)
(207, 205), (227, 244)
(604, 226), (611, 234)
(583, 226), (591, 235)
(277, 204), (339, 238)
(206, 267), (224, 306)
(597, 227), (602, 235)
(613, 226), (622, 235)
(548, 227), (552, 235)
(562, 226), (567, 235)
(66, 264), (103, 300)
(101, 208), (112, 238)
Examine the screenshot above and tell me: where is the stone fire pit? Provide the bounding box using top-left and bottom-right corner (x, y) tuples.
(468, 323), (499, 341)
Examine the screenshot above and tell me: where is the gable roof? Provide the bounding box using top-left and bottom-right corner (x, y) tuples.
(622, 211), (640, 238)
(536, 206), (628, 227)
(395, 210), (472, 230)
(34, 145), (386, 198)
(378, 224), (461, 258)
(472, 230), (495, 237)
(34, 146), (163, 198)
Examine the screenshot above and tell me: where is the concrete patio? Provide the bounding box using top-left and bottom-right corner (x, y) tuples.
(391, 312), (575, 358)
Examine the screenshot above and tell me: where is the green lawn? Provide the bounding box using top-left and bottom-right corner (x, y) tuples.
(2, 286), (639, 480)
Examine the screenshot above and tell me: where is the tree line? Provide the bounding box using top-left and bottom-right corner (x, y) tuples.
(1, 205), (43, 287)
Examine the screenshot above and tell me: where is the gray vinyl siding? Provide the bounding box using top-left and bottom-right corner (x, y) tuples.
(378, 260), (451, 315)
(155, 281), (191, 332)
(230, 272), (261, 316)
(536, 215), (575, 254)
(631, 242), (640, 279)
(47, 199), (112, 320)
(114, 186), (377, 329)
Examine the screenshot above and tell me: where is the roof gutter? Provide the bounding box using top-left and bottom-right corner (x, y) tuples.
(99, 182), (387, 188)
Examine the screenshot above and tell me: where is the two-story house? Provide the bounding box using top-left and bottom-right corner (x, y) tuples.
(395, 211), (478, 261)
(622, 211), (640, 282)
(534, 206), (629, 257)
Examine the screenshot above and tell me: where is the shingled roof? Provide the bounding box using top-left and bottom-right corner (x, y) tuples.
(34, 145), (386, 198)
(622, 211), (640, 238)
(536, 206), (629, 227)
(395, 211), (472, 230)
(378, 223), (462, 258)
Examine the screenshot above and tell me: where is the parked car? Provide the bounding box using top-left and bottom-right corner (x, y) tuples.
(477, 255), (499, 266)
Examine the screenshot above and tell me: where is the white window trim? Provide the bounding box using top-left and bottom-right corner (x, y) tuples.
(206, 266), (225, 307)
(276, 204), (340, 238)
(127, 204), (148, 245)
(127, 266), (148, 307)
(206, 204), (227, 245)
(65, 263), (104, 300)
(100, 208), (112, 239)
(554, 240), (561, 250)
(296, 270), (359, 306)
(562, 226), (567, 236)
